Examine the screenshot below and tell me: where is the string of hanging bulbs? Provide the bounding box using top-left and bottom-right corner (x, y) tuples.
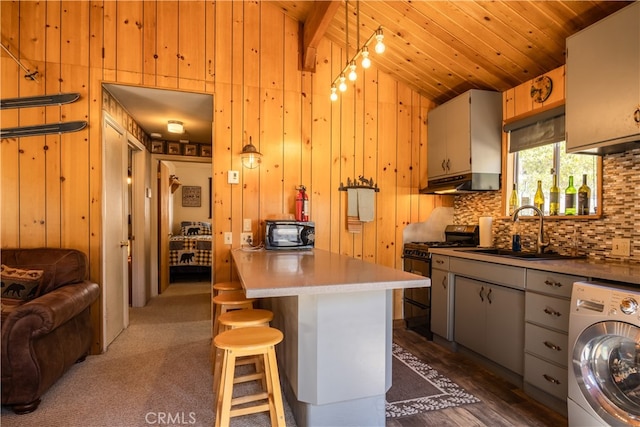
(330, 0), (385, 102)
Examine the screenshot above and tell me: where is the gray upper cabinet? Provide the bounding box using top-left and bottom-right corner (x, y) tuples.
(566, 2), (640, 154)
(427, 89), (502, 180)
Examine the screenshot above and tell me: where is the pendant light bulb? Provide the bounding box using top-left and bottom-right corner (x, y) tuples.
(338, 74), (347, 92)
(348, 61), (357, 81)
(361, 47), (371, 69)
(374, 29), (385, 54)
(330, 85), (338, 102)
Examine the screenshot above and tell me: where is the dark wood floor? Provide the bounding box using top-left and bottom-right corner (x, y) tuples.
(391, 322), (568, 427)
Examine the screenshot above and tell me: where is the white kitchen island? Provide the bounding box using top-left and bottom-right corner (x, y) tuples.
(231, 248), (429, 427)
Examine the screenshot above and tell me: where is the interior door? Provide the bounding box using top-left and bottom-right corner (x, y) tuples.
(102, 115), (129, 349)
(158, 161), (170, 294)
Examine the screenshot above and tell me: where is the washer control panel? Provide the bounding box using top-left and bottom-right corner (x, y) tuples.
(572, 281), (640, 325)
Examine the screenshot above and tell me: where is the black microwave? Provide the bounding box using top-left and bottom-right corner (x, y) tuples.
(265, 220), (315, 250)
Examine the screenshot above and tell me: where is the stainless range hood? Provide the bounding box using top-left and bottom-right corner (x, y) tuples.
(420, 173), (501, 195)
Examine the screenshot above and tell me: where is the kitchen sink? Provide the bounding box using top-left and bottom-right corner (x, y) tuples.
(460, 248), (585, 261)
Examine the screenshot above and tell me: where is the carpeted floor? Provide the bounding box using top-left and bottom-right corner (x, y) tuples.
(0, 283), (297, 427)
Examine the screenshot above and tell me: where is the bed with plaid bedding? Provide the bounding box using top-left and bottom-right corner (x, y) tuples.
(169, 235), (212, 267)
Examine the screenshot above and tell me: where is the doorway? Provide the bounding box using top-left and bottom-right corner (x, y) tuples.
(101, 83), (213, 315)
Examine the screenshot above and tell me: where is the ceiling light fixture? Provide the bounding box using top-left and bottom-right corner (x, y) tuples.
(167, 120), (184, 134)
(241, 136), (262, 169)
(329, 1), (385, 101)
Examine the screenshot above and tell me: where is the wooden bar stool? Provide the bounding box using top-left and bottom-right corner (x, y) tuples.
(212, 291), (256, 338)
(212, 308), (274, 384)
(213, 281), (242, 296)
(214, 327), (286, 427)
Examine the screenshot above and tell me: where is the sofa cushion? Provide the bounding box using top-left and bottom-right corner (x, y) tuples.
(1, 264), (44, 302)
(0, 249), (88, 294)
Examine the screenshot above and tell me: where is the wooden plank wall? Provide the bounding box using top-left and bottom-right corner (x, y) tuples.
(1, 0), (451, 351)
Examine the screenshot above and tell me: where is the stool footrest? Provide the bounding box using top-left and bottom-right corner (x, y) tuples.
(231, 392), (269, 406)
(230, 402), (271, 418)
(234, 372), (264, 384)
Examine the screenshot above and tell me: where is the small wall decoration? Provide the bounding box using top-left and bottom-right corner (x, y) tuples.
(200, 145), (212, 157)
(184, 144), (197, 156)
(151, 141), (164, 153)
(167, 142), (181, 155)
(182, 186), (201, 207)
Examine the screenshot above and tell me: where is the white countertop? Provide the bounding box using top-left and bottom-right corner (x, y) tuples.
(429, 247), (640, 285)
(231, 248), (429, 298)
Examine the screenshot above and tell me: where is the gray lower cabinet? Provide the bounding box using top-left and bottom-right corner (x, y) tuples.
(430, 254), (452, 340)
(454, 275), (525, 375)
(524, 269), (586, 406)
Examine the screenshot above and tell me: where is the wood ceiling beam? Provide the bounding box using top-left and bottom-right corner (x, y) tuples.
(300, 1), (340, 72)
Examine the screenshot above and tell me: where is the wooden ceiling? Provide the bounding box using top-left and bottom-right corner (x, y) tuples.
(270, 0), (632, 105)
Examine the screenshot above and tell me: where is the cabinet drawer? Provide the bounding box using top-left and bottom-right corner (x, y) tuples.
(450, 257), (525, 290)
(431, 254), (449, 270)
(526, 293), (571, 332)
(525, 323), (568, 367)
(524, 354), (568, 401)
(526, 270), (585, 299)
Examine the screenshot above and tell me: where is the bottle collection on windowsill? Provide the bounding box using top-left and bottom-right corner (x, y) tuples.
(509, 174), (593, 218)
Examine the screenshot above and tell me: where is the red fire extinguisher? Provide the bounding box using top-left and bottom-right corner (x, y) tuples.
(295, 185), (309, 222)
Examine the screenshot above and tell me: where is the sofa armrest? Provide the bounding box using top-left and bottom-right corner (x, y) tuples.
(2, 281), (100, 339)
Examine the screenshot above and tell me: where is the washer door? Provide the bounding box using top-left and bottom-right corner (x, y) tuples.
(573, 321), (640, 426)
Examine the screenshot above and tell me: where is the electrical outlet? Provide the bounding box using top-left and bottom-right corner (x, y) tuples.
(612, 238), (631, 257)
(243, 218), (252, 232)
(241, 232), (253, 246)
(224, 232), (232, 245)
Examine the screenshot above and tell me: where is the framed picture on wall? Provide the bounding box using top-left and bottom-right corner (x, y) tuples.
(151, 141), (164, 154)
(184, 144), (198, 156)
(182, 186), (201, 207)
(200, 145), (212, 157)
(167, 142), (181, 155)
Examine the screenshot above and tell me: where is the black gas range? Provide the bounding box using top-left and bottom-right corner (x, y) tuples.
(402, 224), (479, 339)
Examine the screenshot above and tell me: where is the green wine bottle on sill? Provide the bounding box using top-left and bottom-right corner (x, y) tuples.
(565, 175), (577, 215)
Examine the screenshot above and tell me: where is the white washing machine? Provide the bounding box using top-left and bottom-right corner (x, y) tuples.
(568, 281), (640, 426)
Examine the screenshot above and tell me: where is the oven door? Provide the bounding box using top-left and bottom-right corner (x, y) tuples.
(403, 257), (432, 339)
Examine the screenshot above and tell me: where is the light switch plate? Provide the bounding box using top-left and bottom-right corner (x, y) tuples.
(612, 238), (631, 257)
(243, 218), (252, 232)
(227, 170), (239, 184)
(224, 232), (232, 245)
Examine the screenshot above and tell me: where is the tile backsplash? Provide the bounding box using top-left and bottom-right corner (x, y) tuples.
(454, 147), (639, 264)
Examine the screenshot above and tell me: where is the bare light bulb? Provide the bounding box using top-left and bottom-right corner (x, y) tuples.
(330, 85), (338, 102)
(374, 30), (385, 54)
(338, 74), (347, 92)
(348, 61), (357, 81)
(361, 48), (371, 69)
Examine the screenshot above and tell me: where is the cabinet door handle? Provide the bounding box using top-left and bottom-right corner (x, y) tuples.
(543, 341), (562, 352)
(543, 307), (561, 317)
(487, 288), (492, 304)
(479, 286), (485, 302)
(441, 159), (446, 171)
(441, 276), (447, 289)
(435, 259), (444, 265)
(634, 107), (640, 124)
(544, 279), (562, 288)
(446, 158), (451, 171)
(543, 374), (561, 385)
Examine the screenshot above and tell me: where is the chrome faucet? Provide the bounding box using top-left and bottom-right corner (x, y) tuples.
(512, 205), (549, 254)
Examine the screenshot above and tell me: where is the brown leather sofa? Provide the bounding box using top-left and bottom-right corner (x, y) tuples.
(1, 248), (100, 414)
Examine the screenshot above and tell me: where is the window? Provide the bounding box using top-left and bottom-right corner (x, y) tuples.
(505, 111), (600, 217)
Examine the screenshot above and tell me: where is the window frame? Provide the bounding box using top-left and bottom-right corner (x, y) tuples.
(504, 140), (603, 219)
